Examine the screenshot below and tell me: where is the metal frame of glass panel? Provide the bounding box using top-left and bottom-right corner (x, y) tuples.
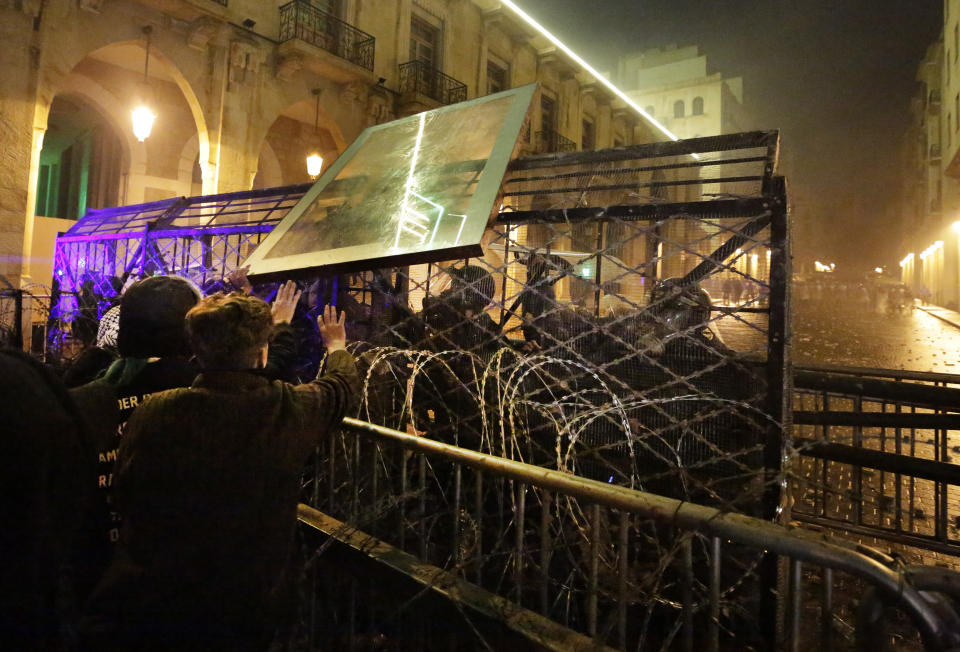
(244, 84), (536, 282)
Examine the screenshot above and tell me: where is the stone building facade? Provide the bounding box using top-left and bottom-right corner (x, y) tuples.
(0, 0), (657, 287)
(616, 45), (745, 141)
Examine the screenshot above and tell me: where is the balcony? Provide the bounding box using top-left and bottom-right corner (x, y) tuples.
(535, 129), (576, 153)
(398, 61), (467, 106)
(278, 1), (375, 82)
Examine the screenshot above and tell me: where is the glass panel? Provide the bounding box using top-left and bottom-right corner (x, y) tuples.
(244, 85), (536, 279)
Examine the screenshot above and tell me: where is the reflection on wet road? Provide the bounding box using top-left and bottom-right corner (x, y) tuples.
(794, 302), (960, 371)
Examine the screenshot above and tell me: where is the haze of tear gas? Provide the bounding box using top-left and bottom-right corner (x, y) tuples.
(518, 0), (940, 272)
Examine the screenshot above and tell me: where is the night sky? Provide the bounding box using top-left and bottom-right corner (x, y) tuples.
(518, 0), (942, 271)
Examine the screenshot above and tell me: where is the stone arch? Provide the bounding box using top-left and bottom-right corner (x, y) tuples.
(32, 34), (213, 198)
(252, 139), (284, 190)
(178, 133), (202, 196)
(255, 93), (349, 187)
(55, 72), (139, 183)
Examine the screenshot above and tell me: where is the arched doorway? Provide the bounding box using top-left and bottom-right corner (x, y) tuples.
(37, 39), (211, 214)
(35, 95), (125, 220)
(256, 96), (346, 187)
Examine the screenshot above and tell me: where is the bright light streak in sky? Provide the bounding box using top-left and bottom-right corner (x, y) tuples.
(499, 0), (684, 144)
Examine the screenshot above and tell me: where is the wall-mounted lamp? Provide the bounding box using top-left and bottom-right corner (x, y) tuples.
(242, 18), (256, 28)
(131, 25), (156, 142)
(306, 88), (323, 179)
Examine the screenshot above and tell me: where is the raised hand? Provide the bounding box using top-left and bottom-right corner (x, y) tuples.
(318, 304), (347, 353)
(228, 265), (253, 294)
(271, 280), (302, 325)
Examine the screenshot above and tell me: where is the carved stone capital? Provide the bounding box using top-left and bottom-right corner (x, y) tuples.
(275, 53), (303, 81)
(339, 80), (369, 107)
(365, 87), (395, 127)
(187, 17), (218, 51)
(20, 0), (42, 17)
(228, 39), (261, 83)
(79, 0), (104, 13)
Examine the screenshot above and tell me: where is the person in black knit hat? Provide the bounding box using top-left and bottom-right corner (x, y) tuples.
(69, 275), (204, 606)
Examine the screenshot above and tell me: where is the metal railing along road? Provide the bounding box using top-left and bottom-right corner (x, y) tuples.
(535, 128), (577, 153)
(279, 0), (375, 71)
(398, 60), (468, 105)
(298, 417), (960, 651)
(792, 363), (960, 556)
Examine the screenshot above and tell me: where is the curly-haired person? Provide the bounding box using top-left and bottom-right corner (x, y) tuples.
(82, 288), (359, 652)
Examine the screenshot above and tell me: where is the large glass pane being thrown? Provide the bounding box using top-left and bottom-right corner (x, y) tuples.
(244, 85), (536, 280)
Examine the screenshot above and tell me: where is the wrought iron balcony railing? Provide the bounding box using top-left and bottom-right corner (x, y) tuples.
(535, 129), (576, 153)
(279, 0), (375, 72)
(399, 60), (467, 105)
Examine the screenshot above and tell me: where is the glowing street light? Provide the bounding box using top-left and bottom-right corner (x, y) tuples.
(874, 267), (883, 274)
(131, 26), (156, 142)
(306, 89), (323, 179)
(305, 153), (323, 178)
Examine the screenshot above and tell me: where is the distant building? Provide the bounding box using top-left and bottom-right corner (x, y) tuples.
(897, 1), (960, 307)
(901, 40), (946, 302)
(616, 45), (745, 142)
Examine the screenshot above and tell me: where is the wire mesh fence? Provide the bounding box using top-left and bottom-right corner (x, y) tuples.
(282, 132), (793, 648)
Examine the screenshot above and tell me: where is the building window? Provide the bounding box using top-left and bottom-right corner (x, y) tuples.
(410, 15), (440, 68)
(692, 96), (704, 115)
(582, 118), (595, 150)
(541, 94), (557, 134)
(314, 0), (340, 15)
(673, 99), (685, 118)
(487, 56), (509, 95)
(644, 105), (655, 116)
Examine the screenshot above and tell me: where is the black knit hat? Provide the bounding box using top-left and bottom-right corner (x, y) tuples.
(117, 276), (202, 358)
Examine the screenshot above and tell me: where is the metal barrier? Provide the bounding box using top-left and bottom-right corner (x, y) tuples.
(535, 128), (577, 153)
(297, 417), (960, 651)
(398, 60), (468, 105)
(792, 363), (960, 556)
(0, 286), (67, 360)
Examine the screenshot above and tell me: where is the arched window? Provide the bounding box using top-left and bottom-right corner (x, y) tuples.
(692, 96), (704, 115)
(644, 105), (655, 116)
(673, 100), (685, 118)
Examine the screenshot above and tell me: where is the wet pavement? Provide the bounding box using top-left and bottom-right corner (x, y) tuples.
(790, 299), (960, 570)
(794, 300), (960, 371)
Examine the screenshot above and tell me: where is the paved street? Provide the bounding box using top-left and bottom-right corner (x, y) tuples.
(790, 299), (960, 569)
(794, 300), (960, 371)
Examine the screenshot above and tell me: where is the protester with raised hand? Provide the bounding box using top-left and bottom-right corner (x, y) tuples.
(82, 297), (358, 651)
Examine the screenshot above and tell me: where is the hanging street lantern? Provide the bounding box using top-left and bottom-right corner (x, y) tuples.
(306, 88), (323, 179)
(131, 26), (156, 142)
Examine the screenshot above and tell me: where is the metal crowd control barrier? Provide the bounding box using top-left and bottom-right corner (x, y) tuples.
(792, 363), (960, 556)
(297, 417), (960, 651)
